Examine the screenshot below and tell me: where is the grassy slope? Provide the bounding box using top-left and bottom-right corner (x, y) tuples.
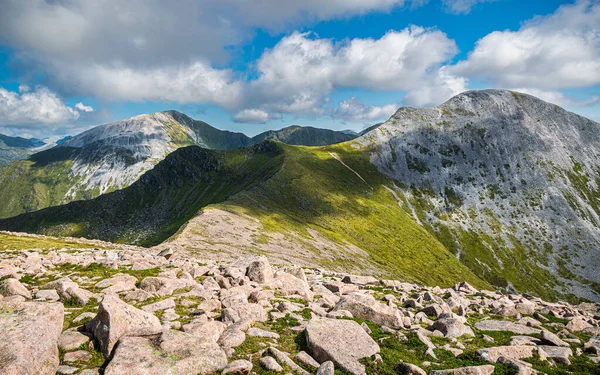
(196, 142), (489, 289)
(0, 142), (284, 246)
(0, 140), (487, 289)
(0, 233), (100, 251)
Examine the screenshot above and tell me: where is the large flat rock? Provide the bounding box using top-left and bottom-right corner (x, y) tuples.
(104, 329), (227, 375)
(0, 300), (64, 375)
(474, 320), (541, 335)
(305, 317), (379, 375)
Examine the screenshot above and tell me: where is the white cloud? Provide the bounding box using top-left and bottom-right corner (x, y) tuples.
(452, 1), (600, 89)
(402, 66), (468, 106)
(58, 62), (244, 109)
(249, 27), (458, 114)
(442, 0), (497, 14)
(0, 85), (91, 125)
(75, 102), (94, 112)
(334, 98), (398, 122)
(233, 109), (282, 124)
(0, 0), (459, 121)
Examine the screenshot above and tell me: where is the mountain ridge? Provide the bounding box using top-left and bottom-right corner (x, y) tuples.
(0, 111), (356, 219)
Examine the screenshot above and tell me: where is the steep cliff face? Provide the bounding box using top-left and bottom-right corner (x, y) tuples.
(359, 89), (600, 300)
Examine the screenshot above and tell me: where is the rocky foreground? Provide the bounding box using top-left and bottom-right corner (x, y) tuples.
(0, 246), (599, 375)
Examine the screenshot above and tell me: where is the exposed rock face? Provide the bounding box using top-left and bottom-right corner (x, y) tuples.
(333, 293), (403, 329)
(305, 317), (380, 375)
(0, 300), (64, 375)
(104, 330), (227, 375)
(86, 295), (162, 356)
(358, 89), (600, 301)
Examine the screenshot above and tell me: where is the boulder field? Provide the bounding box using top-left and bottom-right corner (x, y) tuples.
(0, 245), (599, 374)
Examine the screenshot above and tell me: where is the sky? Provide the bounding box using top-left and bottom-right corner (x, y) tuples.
(0, 0), (599, 139)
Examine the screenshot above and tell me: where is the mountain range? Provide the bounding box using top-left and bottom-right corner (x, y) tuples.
(1, 89), (599, 303)
(0, 111), (356, 219)
(0, 134), (47, 166)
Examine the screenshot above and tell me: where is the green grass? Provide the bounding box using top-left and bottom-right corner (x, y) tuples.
(0, 233), (99, 251)
(0, 142), (284, 246)
(211, 142), (488, 288)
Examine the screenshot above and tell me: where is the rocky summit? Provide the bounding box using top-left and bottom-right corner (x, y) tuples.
(0, 233), (599, 375)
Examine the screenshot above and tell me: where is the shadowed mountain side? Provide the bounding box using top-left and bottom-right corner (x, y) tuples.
(0, 141), (284, 246)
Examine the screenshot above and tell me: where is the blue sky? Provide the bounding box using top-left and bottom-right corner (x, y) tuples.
(0, 0), (598, 138)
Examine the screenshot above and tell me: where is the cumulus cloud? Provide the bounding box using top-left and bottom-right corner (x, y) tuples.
(452, 1), (600, 89)
(442, 0), (497, 14)
(402, 66), (468, 106)
(75, 102), (94, 112)
(0, 0), (415, 77)
(334, 98), (398, 122)
(0, 85), (92, 126)
(233, 109), (282, 124)
(248, 27), (458, 115)
(58, 62), (244, 110)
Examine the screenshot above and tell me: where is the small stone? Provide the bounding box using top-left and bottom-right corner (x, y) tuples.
(316, 361), (335, 375)
(247, 327), (280, 339)
(222, 359), (253, 375)
(397, 362), (427, 375)
(295, 351), (320, 369)
(540, 329), (569, 347)
(56, 365), (79, 375)
(63, 350), (93, 363)
(58, 330), (91, 351)
(0, 278), (32, 299)
(429, 365), (495, 375)
(260, 356), (283, 372)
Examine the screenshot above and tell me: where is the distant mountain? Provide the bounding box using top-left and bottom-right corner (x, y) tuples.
(0, 111), (356, 219)
(251, 125), (355, 146)
(0, 134), (46, 166)
(4, 90), (600, 302)
(0, 140), (486, 291)
(358, 89), (600, 301)
(55, 136), (72, 145)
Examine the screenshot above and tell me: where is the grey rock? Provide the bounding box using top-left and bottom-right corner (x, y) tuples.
(305, 317), (379, 375)
(429, 365), (495, 375)
(0, 300), (64, 375)
(316, 361), (335, 375)
(58, 330), (91, 351)
(0, 278), (31, 299)
(474, 320), (541, 335)
(104, 329), (227, 375)
(246, 257), (273, 284)
(295, 350), (320, 369)
(432, 318), (474, 338)
(333, 293), (403, 329)
(86, 294), (162, 356)
(260, 356), (283, 372)
(222, 359), (253, 375)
